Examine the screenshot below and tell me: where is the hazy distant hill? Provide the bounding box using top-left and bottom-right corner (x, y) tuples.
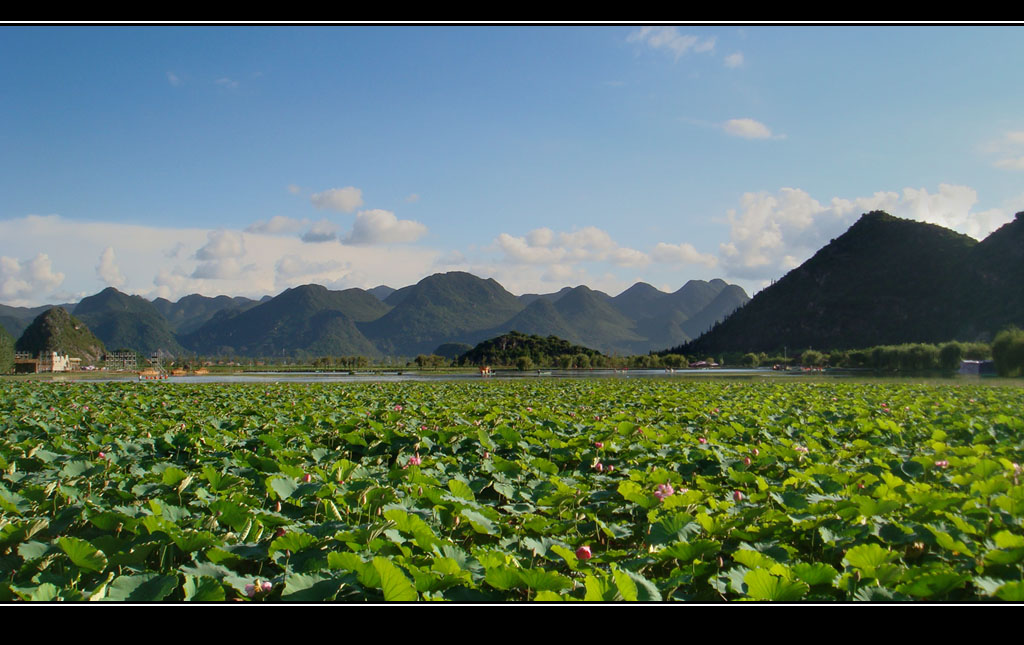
(16, 307), (106, 363)
(677, 211), (988, 355)
(0, 303), (75, 339)
(362, 272), (527, 356)
(367, 285), (396, 301)
(182, 284), (387, 357)
(0, 272), (751, 360)
(74, 288), (185, 355)
(152, 294), (262, 335)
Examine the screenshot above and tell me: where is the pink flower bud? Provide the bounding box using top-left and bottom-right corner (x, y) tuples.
(260, 581), (273, 593)
(743, 457), (752, 466)
(575, 546), (592, 560)
(594, 442), (603, 449)
(733, 490), (743, 502)
(98, 451), (106, 459)
(751, 448), (759, 457)
(245, 584), (257, 598)
(698, 437), (707, 444)
(595, 462), (603, 472)
(302, 473), (312, 483)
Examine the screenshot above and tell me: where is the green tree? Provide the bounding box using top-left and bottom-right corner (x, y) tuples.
(992, 327), (1024, 377)
(515, 355), (534, 371)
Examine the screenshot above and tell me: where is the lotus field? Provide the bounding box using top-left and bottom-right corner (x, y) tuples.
(1, 378), (1023, 602)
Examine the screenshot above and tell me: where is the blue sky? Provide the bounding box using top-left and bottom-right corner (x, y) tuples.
(2, 24), (1023, 306)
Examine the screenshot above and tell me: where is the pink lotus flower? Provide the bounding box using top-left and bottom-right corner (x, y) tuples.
(393, 404), (403, 411)
(576, 545), (592, 560)
(698, 437), (707, 445)
(302, 473), (312, 483)
(607, 465), (614, 473)
(260, 581), (272, 593)
(934, 460), (949, 468)
(654, 483), (675, 501)
(733, 490), (744, 502)
(794, 445), (809, 454)
(245, 584), (257, 598)
(408, 453), (422, 466)
(594, 462), (604, 472)
(594, 442), (603, 449)
(98, 451), (106, 459)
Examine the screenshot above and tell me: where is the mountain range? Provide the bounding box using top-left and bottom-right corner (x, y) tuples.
(676, 210), (1024, 356)
(0, 273), (750, 360)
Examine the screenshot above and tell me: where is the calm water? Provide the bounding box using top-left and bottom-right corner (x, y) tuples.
(56, 367), (997, 385)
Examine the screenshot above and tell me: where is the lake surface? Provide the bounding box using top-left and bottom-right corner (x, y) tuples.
(57, 367), (998, 385)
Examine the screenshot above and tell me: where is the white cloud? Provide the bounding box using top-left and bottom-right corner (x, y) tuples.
(406, 193), (420, 203)
(717, 184), (1014, 281)
(96, 247), (126, 288)
(275, 255), (347, 281)
(167, 71), (182, 87)
(163, 242), (188, 259)
(627, 27), (716, 60)
(191, 257), (250, 280)
(495, 226), (649, 268)
(287, 184), (302, 195)
(246, 215), (309, 235)
(724, 52), (744, 68)
(994, 156), (1024, 171)
(0, 214), (445, 306)
(0, 253), (65, 305)
(311, 187), (364, 213)
(215, 77), (239, 90)
(343, 209), (428, 245)
(195, 230), (245, 261)
(651, 242), (718, 267)
(723, 118), (779, 140)
(1005, 131), (1024, 145)
(301, 219), (339, 243)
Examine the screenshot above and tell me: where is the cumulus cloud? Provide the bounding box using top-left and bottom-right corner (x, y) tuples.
(717, 184), (1014, 281)
(651, 242), (718, 267)
(723, 118), (779, 139)
(191, 257), (251, 280)
(192, 230), (249, 281)
(246, 215), (309, 235)
(301, 219), (339, 243)
(495, 226), (649, 268)
(0, 214), (444, 306)
(163, 242), (188, 259)
(343, 209), (428, 245)
(96, 247), (126, 288)
(195, 230), (245, 261)
(0, 253), (65, 303)
(994, 156), (1024, 171)
(724, 52), (744, 68)
(275, 255), (347, 281)
(627, 26), (716, 60)
(311, 187), (364, 213)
